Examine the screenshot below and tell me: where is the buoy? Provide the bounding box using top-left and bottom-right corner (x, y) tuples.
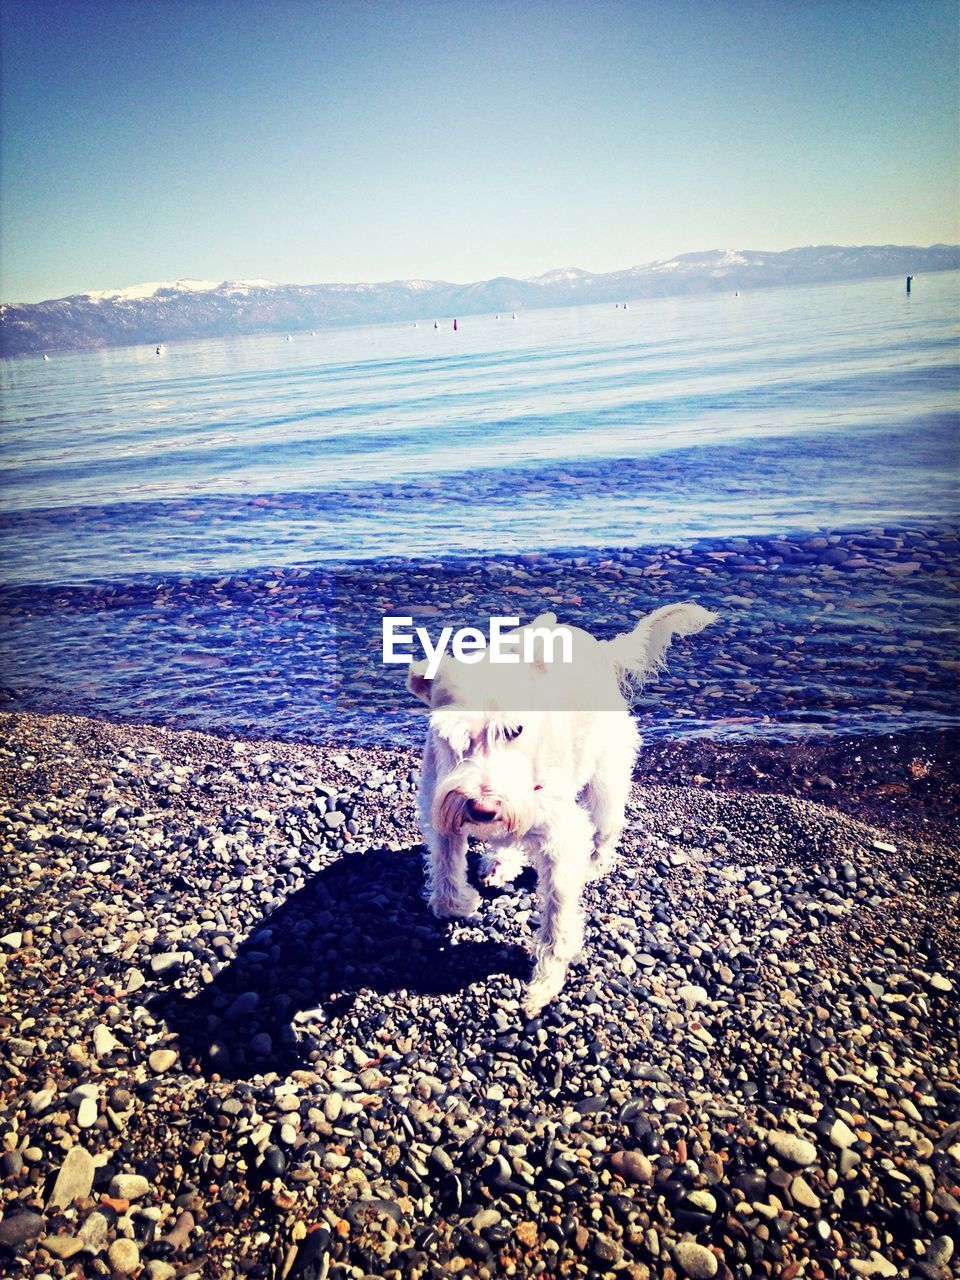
(453, 318), (458, 331)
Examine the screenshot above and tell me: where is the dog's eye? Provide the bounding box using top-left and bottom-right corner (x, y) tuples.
(504, 724), (523, 741)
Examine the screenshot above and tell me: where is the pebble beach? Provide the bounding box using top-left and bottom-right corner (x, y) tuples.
(1, 709), (957, 1280)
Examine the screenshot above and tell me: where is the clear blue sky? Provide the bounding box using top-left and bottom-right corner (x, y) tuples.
(1, 0), (957, 302)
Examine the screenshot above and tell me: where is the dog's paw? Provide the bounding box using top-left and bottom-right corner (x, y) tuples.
(429, 887), (482, 919)
(588, 836), (618, 881)
(522, 992), (545, 1019)
(523, 959), (567, 1017)
(479, 846), (526, 887)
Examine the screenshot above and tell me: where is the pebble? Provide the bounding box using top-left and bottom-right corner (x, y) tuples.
(769, 1131), (819, 1167)
(849, 1252), (897, 1277)
(93, 1025), (119, 1057)
(107, 1238), (140, 1275)
(48, 1143), (95, 1208)
(148, 1048), (178, 1073)
(829, 1117), (858, 1150)
(108, 1173), (151, 1201)
(790, 1175), (821, 1210)
(610, 1149), (654, 1183)
(673, 1240), (719, 1278)
(0, 1211), (43, 1247)
(925, 1236), (954, 1267)
(145, 1263), (177, 1280)
(79, 1211), (110, 1253)
(76, 1095), (98, 1127)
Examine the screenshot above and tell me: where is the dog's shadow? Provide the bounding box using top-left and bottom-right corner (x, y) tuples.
(156, 845), (530, 1078)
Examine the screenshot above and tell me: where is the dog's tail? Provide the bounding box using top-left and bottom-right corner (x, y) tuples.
(605, 602), (718, 690)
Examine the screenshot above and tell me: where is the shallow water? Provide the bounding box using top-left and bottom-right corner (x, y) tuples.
(0, 274), (957, 744)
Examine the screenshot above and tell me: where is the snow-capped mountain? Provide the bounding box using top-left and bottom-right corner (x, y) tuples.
(2, 245), (957, 356)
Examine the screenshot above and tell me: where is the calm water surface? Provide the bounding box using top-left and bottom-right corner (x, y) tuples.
(1, 273), (957, 585)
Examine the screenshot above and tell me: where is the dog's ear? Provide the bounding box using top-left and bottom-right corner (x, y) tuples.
(608, 602), (718, 679)
(407, 658), (433, 706)
(529, 611), (557, 629)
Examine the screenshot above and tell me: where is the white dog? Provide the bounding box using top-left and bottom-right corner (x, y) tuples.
(408, 602), (717, 1016)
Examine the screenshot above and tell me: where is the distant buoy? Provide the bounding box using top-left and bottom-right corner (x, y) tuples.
(453, 318), (458, 331)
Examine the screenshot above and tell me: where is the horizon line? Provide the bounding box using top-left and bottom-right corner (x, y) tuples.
(4, 239), (959, 308)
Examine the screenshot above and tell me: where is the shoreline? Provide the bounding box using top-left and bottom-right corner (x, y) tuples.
(2, 525), (958, 751)
(1, 709), (958, 1278)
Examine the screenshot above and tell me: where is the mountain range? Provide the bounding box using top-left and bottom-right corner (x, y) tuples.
(2, 243), (957, 356)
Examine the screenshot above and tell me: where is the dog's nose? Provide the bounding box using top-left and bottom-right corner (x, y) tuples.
(466, 798), (499, 823)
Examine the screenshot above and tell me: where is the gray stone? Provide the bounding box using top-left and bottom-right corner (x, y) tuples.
(0, 1211), (43, 1247)
(829, 1117), (857, 1150)
(685, 1189), (718, 1214)
(225, 990), (260, 1020)
(769, 1131), (818, 1167)
(673, 1240), (719, 1278)
(41, 1234), (84, 1259)
(150, 951), (188, 976)
(108, 1173), (151, 1201)
(48, 1144), (95, 1209)
(78, 1211), (110, 1253)
(925, 1237), (954, 1268)
(92, 1025), (119, 1057)
(146, 1263), (178, 1280)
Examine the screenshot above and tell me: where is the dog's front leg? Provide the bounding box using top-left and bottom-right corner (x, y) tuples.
(422, 826), (481, 919)
(524, 805), (593, 1017)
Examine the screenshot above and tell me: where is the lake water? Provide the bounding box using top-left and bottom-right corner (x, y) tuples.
(2, 273), (958, 584)
(0, 273), (957, 744)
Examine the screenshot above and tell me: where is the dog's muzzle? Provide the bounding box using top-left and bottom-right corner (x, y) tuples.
(464, 798), (499, 824)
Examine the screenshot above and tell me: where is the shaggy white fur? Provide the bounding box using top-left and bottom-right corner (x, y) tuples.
(408, 602), (717, 1016)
